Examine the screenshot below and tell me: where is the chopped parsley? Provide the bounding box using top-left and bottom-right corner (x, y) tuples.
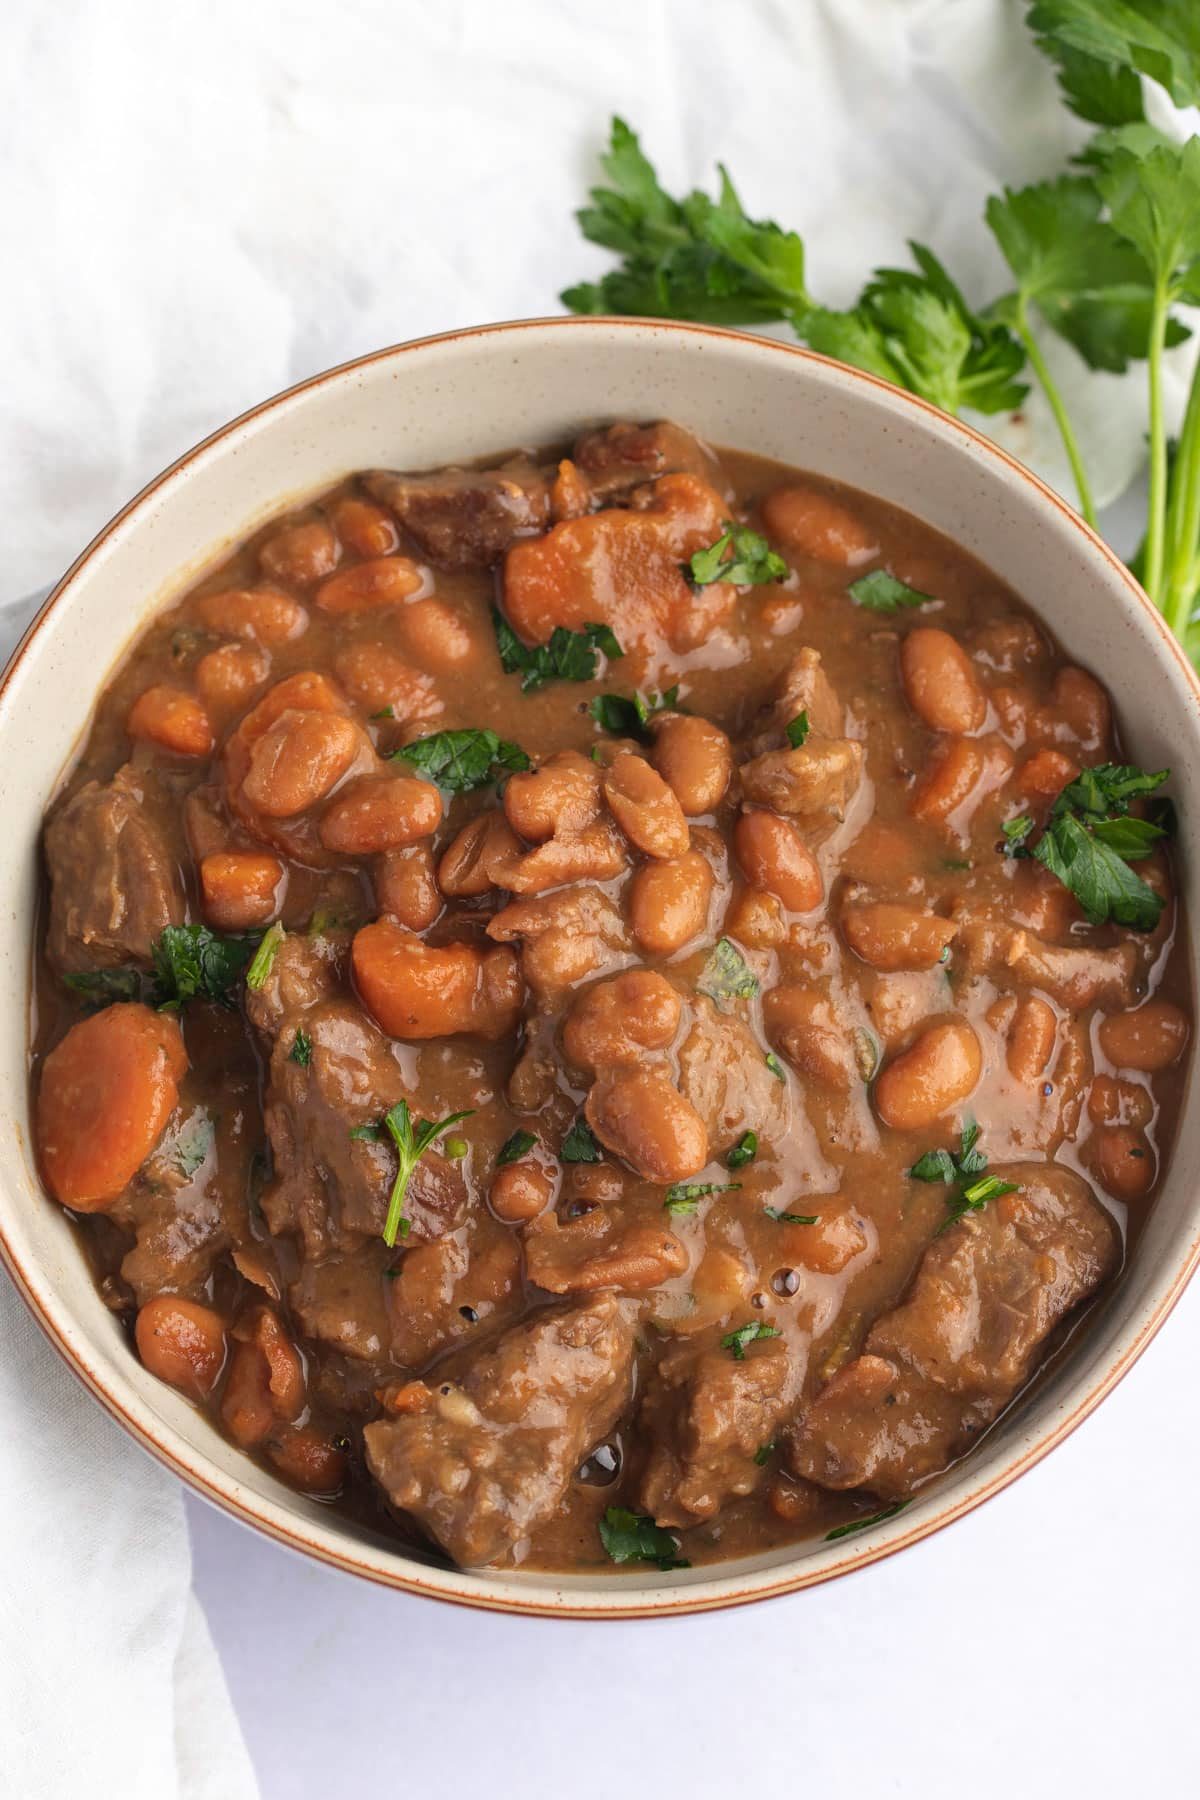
(852, 1027), (881, 1082)
(561, 1117), (603, 1163)
(726, 1130), (758, 1170)
(590, 686), (679, 738)
(1008, 762), (1170, 930)
(393, 728), (530, 792)
(909, 1120), (1020, 1235)
(764, 1206), (819, 1225)
(168, 1112), (214, 1180)
(825, 1500), (910, 1540)
(152, 923), (263, 1008)
(244, 923), (285, 993)
(598, 1506), (690, 1571)
(721, 1321), (782, 1360)
(63, 967), (145, 1007)
(493, 610), (623, 692)
(496, 1129), (538, 1167)
(662, 1181), (741, 1214)
(765, 1051), (787, 1082)
(786, 710), (810, 748)
(753, 1441), (776, 1466)
(687, 521), (787, 588)
(289, 1028), (312, 1067)
(699, 937), (760, 1002)
(847, 571), (932, 613)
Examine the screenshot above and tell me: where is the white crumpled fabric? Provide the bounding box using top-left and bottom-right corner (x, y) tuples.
(0, 3), (1195, 1795)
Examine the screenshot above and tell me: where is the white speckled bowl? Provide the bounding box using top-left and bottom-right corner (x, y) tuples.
(3, 318), (1198, 1616)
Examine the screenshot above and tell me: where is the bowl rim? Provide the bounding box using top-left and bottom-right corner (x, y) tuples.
(5, 312), (1200, 1619)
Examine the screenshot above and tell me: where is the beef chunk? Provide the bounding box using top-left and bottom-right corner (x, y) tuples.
(243, 931), (340, 1041)
(364, 1294), (635, 1566)
(571, 421), (717, 503)
(677, 997), (790, 1143)
(785, 1164), (1117, 1499)
(638, 1339), (794, 1527)
(363, 459), (550, 566)
(385, 1227), (522, 1367)
(747, 648), (845, 749)
(44, 762), (184, 973)
(956, 918), (1137, 1011)
(289, 1247), (393, 1362)
(740, 737), (864, 820)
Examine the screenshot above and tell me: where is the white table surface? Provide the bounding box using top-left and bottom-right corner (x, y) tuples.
(7, 2), (1199, 1793)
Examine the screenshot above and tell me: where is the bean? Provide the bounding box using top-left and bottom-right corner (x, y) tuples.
(1087, 1075), (1153, 1129)
(194, 585), (308, 645)
(36, 1005), (187, 1209)
(1006, 996), (1057, 1082)
(331, 497), (399, 559)
(734, 809), (823, 912)
(775, 1202), (869, 1275)
(629, 850), (713, 954)
(200, 851), (285, 930)
(1092, 1125), (1155, 1200)
(239, 670), (347, 743)
(1098, 1000), (1189, 1072)
(759, 485), (877, 565)
(375, 844), (442, 930)
(1018, 747), (1077, 798)
(316, 555), (424, 614)
(220, 1310), (305, 1449)
(910, 738), (983, 825)
(196, 643), (269, 715)
(563, 970), (682, 1071)
(504, 749), (601, 842)
(722, 885), (787, 950)
(763, 987), (855, 1090)
(585, 1069), (709, 1183)
(352, 919), (523, 1039)
(135, 1296), (226, 1401)
(127, 685), (213, 757)
(334, 643), (439, 725)
(397, 598), (475, 670)
(265, 1427), (348, 1494)
(260, 520), (340, 587)
(1052, 666), (1110, 750)
(241, 709), (361, 817)
(900, 628), (986, 735)
(318, 773), (442, 854)
(438, 811), (523, 896)
(649, 714), (732, 815)
(505, 819), (628, 894)
(489, 1160), (554, 1224)
(874, 1018), (982, 1131)
(842, 903), (955, 971)
(602, 752), (690, 860)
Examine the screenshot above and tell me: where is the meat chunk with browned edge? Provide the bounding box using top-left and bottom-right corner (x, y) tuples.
(785, 1164), (1117, 1500)
(364, 1294), (635, 1566)
(44, 762), (184, 972)
(571, 421), (718, 502)
(363, 459), (551, 566)
(638, 1339), (795, 1528)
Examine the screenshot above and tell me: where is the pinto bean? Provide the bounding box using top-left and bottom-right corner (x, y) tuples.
(489, 1161), (554, 1224)
(239, 671), (347, 743)
(900, 628), (986, 735)
(504, 750), (601, 842)
(352, 919), (523, 1039)
(200, 851), (285, 930)
(1087, 1074), (1154, 1129)
(563, 970), (682, 1071)
(585, 1070), (708, 1182)
(1018, 747), (1077, 798)
(375, 844), (442, 930)
(525, 1212), (688, 1293)
(629, 850), (713, 954)
(1006, 996), (1057, 1082)
(1098, 1001), (1189, 1072)
(649, 714), (732, 815)
(1052, 666), (1110, 750)
(127, 686), (213, 757)
(396, 598), (475, 670)
(334, 643), (440, 725)
(318, 773), (442, 854)
(759, 485), (877, 565)
(842, 903), (955, 971)
(734, 810), (823, 912)
(438, 811), (523, 897)
(265, 1427), (348, 1494)
(775, 1202), (869, 1275)
(874, 1018), (982, 1131)
(220, 1308), (305, 1448)
(241, 709), (361, 817)
(603, 752), (690, 860)
(316, 556), (425, 614)
(763, 987), (855, 1090)
(195, 643), (270, 715)
(194, 586), (308, 645)
(505, 819), (628, 894)
(331, 497), (400, 559)
(722, 885), (787, 949)
(260, 520), (340, 586)
(911, 737), (1013, 828)
(1092, 1125), (1155, 1199)
(135, 1297), (226, 1401)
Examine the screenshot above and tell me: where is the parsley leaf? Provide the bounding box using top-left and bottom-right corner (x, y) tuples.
(375, 1101), (475, 1248)
(167, 1112), (214, 1180)
(1035, 33), (1146, 126)
(687, 521), (787, 587)
(763, 1206), (819, 1225)
(662, 1181), (741, 1214)
(825, 1500), (910, 1541)
(753, 1441), (776, 1466)
(63, 967), (145, 1007)
(244, 923), (285, 993)
(699, 937), (760, 1002)
(1026, 0), (1200, 111)
(721, 1321), (782, 1360)
(765, 1052), (787, 1082)
(494, 610), (624, 693)
(786, 711), (810, 749)
(496, 1129), (538, 1166)
(561, 1117), (603, 1163)
(289, 1028), (312, 1067)
(941, 1174), (1022, 1233)
(1096, 137), (1200, 299)
(590, 686), (679, 738)
(909, 1121), (1019, 1234)
(1002, 814), (1037, 853)
(1021, 760), (1169, 928)
(726, 1130), (758, 1170)
(394, 728), (530, 792)
(155, 924), (261, 1007)
(847, 571), (932, 613)
(598, 1505), (690, 1571)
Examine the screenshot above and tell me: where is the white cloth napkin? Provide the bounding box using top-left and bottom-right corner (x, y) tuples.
(0, 593), (257, 1800)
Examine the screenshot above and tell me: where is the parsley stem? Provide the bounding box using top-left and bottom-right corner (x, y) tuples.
(1143, 276), (1172, 609)
(1163, 349), (1200, 641)
(1015, 300), (1095, 530)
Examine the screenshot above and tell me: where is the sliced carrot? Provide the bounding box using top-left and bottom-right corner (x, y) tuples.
(37, 1005), (187, 1209)
(352, 919), (522, 1040)
(127, 685), (214, 757)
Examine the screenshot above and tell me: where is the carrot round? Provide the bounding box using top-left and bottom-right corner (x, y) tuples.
(36, 1004), (187, 1209)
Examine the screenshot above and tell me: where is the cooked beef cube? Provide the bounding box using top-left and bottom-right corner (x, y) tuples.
(571, 420), (718, 503)
(739, 737), (865, 820)
(44, 762), (184, 973)
(384, 1227), (522, 1366)
(747, 647), (846, 747)
(363, 459), (551, 566)
(785, 1164), (1117, 1499)
(638, 1339), (795, 1527)
(364, 1294), (635, 1565)
(677, 997), (790, 1144)
(956, 918), (1137, 1011)
(243, 931), (340, 1042)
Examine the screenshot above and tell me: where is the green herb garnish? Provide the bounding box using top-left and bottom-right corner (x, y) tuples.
(847, 571), (932, 613)
(687, 521), (787, 587)
(376, 1101), (475, 1248)
(561, 1117), (603, 1163)
(721, 1321), (782, 1360)
(764, 1206), (819, 1225)
(909, 1120), (1020, 1234)
(244, 923), (285, 993)
(494, 610), (623, 693)
(753, 1441), (776, 1466)
(168, 1112), (214, 1180)
(726, 1130), (758, 1170)
(699, 937), (759, 1002)
(765, 1052), (786, 1082)
(393, 728), (530, 792)
(825, 1500), (911, 1541)
(496, 1129), (538, 1167)
(662, 1181), (741, 1214)
(786, 711), (810, 748)
(63, 967), (145, 1007)
(156, 923), (262, 1007)
(1014, 762), (1169, 929)
(590, 686), (679, 738)
(289, 1028), (312, 1067)
(598, 1506), (690, 1571)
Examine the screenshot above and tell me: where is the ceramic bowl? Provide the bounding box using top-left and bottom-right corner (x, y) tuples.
(3, 317), (1198, 1616)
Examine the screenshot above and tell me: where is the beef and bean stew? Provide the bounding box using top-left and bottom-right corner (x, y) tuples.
(32, 420), (1190, 1571)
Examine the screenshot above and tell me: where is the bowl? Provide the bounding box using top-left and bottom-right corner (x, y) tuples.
(3, 317), (1198, 1617)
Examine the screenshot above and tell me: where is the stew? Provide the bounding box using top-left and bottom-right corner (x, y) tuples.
(31, 420), (1190, 1571)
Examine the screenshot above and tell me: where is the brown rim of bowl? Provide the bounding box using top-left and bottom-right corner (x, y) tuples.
(3, 315), (1200, 1619)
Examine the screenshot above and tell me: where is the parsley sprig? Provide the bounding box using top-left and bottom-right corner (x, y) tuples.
(352, 1101), (474, 1248)
(598, 1506), (689, 1571)
(1005, 761), (1169, 929)
(909, 1120), (1020, 1235)
(687, 521), (787, 587)
(393, 728), (530, 792)
(65, 923), (263, 1011)
(721, 1321), (782, 1360)
(590, 686), (678, 738)
(493, 611), (623, 692)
